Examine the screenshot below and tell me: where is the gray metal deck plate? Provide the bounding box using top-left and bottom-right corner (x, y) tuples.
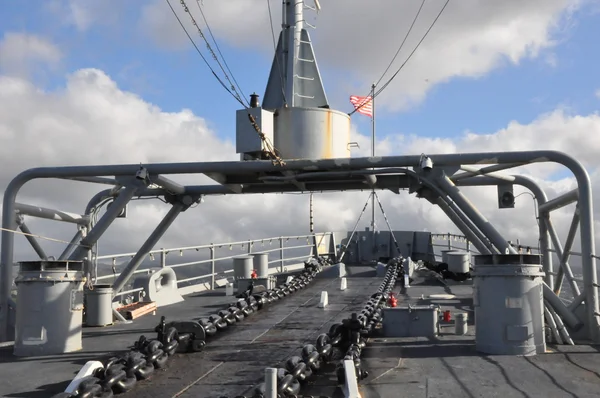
(1, 267), (599, 398)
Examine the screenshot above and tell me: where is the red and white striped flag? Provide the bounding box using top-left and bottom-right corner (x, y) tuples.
(349, 95), (373, 117)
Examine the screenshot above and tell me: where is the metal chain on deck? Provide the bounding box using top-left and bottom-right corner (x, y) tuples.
(249, 256), (404, 397)
(334, 256), (403, 385)
(50, 256), (332, 398)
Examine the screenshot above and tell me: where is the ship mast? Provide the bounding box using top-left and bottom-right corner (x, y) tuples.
(237, 0), (348, 162)
(263, 0), (327, 110)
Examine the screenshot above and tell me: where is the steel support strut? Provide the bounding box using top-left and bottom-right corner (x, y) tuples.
(58, 229), (85, 261)
(16, 218), (47, 260)
(538, 189), (579, 213)
(555, 206), (580, 295)
(437, 174), (517, 255)
(434, 197), (492, 255)
(69, 186), (138, 262)
(545, 217), (580, 297)
(111, 198), (194, 295)
(15, 202), (89, 225)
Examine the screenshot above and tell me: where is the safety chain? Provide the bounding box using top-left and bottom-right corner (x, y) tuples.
(250, 257), (404, 397)
(334, 256), (403, 385)
(247, 113), (286, 167)
(51, 256), (332, 398)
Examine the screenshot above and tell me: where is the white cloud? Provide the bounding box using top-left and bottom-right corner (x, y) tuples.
(0, 33), (62, 79)
(138, 0), (584, 111)
(46, 0), (123, 32)
(0, 66), (598, 272)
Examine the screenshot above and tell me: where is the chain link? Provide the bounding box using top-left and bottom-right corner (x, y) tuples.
(251, 256), (405, 396)
(51, 256), (332, 398)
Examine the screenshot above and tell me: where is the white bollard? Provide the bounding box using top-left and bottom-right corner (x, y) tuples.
(318, 291), (329, 308)
(264, 367), (277, 398)
(340, 277), (347, 291)
(342, 359), (361, 398)
(225, 283), (234, 296)
(455, 312), (469, 335)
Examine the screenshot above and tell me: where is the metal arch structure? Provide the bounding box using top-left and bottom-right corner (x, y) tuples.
(0, 150), (599, 344)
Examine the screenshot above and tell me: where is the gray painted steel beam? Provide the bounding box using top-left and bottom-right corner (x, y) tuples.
(437, 175), (517, 255)
(451, 162), (524, 181)
(456, 164), (517, 182)
(58, 229), (84, 261)
(17, 221), (47, 260)
(555, 206), (580, 295)
(69, 186), (137, 262)
(15, 203), (89, 225)
(0, 150), (565, 178)
(111, 201), (188, 294)
(152, 175), (186, 195)
(435, 197), (492, 255)
(63, 176), (119, 185)
(543, 283), (583, 331)
(545, 217), (580, 297)
(568, 292), (586, 311)
(538, 189), (578, 213)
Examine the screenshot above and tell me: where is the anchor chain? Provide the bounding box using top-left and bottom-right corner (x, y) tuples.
(251, 256), (404, 397)
(334, 256), (403, 385)
(51, 256), (332, 398)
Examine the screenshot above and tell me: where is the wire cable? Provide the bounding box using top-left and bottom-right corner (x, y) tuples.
(375, 0), (427, 88)
(350, 0), (450, 116)
(165, 0), (285, 165)
(164, 0), (245, 107)
(178, 0), (245, 105)
(194, 0), (249, 107)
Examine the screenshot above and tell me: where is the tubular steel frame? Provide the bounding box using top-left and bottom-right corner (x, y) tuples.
(1, 150), (598, 343)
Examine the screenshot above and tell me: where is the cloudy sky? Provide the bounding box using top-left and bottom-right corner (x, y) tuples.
(1, 0), (599, 271)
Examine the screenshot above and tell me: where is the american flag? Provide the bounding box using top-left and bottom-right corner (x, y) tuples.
(349, 95), (373, 117)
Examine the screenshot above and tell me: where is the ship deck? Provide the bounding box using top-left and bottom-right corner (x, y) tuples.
(1, 265), (599, 398)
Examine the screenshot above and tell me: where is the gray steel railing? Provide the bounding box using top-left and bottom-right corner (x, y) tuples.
(94, 233), (334, 299)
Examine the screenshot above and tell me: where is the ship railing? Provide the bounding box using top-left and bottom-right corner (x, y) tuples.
(430, 232), (479, 265)
(93, 233), (334, 299)
(431, 233), (594, 305)
(431, 232), (587, 275)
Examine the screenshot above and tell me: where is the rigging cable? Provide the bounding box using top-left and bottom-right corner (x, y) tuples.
(194, 0), (249, 107)
(164, 0), (244, 106)
(266, 0), (288, 106)
(373, 192), (403, 255)
(350, 0), (451, 116)
(374, 0), (427, 88)
(177, 0), (246, 105)
(164, 0), (285, 165)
